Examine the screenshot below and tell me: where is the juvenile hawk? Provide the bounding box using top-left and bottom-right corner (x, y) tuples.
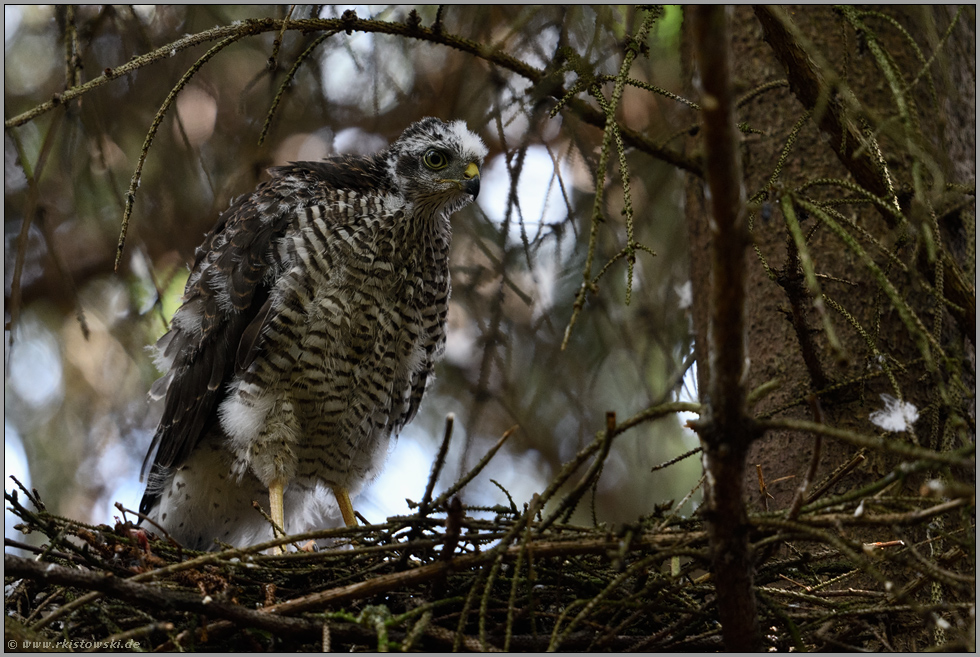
(140, 118), (487, 550)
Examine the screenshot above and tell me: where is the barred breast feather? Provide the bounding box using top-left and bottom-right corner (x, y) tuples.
(140, 118), (487, 549)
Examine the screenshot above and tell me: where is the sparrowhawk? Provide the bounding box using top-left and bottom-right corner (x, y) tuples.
(139, 118), (487, 550)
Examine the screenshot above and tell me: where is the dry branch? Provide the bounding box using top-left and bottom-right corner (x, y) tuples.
(5, 433), (973, 652)
(690, 5), (762, 651)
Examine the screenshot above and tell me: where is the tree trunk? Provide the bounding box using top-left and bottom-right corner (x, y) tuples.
(685, 5), (975, 650)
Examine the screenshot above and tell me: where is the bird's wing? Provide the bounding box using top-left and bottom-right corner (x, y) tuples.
(140, 190), (285, 496)
(140, 157), (388, 514)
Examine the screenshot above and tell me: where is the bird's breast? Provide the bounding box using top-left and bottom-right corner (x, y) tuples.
(231, 197), (451, 484)
(272, 223), (448, 402)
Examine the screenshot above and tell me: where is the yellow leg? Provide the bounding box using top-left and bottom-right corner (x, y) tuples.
(331, 485), (357, 527)
(269, 479), (286, 553)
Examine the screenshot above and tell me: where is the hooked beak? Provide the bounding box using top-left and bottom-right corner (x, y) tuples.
(462, 161), (481, 199)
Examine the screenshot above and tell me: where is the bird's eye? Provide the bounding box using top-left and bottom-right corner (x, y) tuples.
(422, 149), (449, 171)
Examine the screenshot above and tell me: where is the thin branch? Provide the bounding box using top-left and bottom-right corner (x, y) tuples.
(4, 110), (65, 365)
(5, 15), (699, 175)
(753, 6), (890, 200)
(258, 30), (336, 146)
(6, 553), (323, 637)
(758, 418), (973, 467)
(692, 6), (761, 651)
(560, 9), (659, 350)
(416, 414), (455, 517)
(114, 34), (245, 271)
(429, 425), (517, 511)
(786, 395), (825, 520)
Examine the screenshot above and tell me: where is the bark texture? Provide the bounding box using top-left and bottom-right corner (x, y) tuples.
(685, 6), (975, 649)
(687, 5), (974, 509)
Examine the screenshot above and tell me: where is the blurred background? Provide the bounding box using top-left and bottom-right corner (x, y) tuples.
(5, 5), (701, 544)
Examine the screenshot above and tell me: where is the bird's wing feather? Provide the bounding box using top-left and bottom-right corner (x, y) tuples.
(235, 294), (274, 374)
(140, 192), (282, 494)
(140, 155), (388, 513)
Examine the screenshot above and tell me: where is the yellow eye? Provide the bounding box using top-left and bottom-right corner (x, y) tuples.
(423, 149), (449, 170)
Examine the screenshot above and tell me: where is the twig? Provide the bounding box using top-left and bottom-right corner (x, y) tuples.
(786, 395), (825, 519)
(554, 411), (616, 526)
(417, 414), (455, 517)
(691, 5), (761, 651)
(753, 6), (889, 200)
(6, 554), (323, 636)
(651, 446), (702, 472)
(429, 425), (517, 510)
(258, 29), (337, 146)
(758, 417), (972, 467)
(4, 110), (64, 362)
(4, 16), (700, 177)
(560, 8), (660, 350)
(114, 34), (245, 271)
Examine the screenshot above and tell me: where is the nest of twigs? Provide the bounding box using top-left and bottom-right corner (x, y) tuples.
(4, 420), (976, 652)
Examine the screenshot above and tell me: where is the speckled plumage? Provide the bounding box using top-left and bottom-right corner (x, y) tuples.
(140, 118), (487, 549)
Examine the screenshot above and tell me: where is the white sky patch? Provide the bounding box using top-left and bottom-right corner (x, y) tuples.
(5, 6), (22, 43)
(318, 30), (414, 113)
(333, 127), (388, 157)
(131, 6), (156, 22)
(359, 429), (436, 521)
(476, 146), (577, 320)
(5, 422), (31, 550)
(93, 443), (145, 525)
(9, 322), (63, 408)
(478, 146), (571, 245)
(869, 393), (919, 432)
(675, 281), (693, 310)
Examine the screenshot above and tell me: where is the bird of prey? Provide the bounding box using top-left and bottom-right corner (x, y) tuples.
(139, 118), (487, 550)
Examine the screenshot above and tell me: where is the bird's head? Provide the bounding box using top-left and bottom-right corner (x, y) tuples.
(385, 118), (488, 218)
